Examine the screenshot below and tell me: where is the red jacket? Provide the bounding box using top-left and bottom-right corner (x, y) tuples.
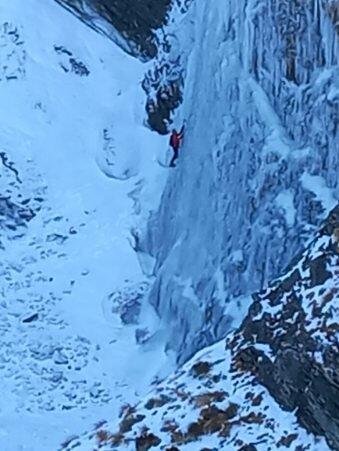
(169, 126), (184, 151)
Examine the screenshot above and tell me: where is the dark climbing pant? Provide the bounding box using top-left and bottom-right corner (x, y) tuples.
(170, 148), (178, 167)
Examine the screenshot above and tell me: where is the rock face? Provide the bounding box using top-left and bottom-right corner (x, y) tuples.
(62, 207), (338, 450)
(55, 0), (171, 59)
(141, 0), (339, 362)
(230, 205), (339, 450)
(54, 0), (189, 132)
(141, 0), (193, 134)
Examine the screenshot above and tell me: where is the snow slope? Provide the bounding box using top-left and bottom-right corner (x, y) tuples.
(0, 1), (173, 450)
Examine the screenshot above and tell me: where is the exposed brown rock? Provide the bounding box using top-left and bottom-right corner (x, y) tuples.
(232, 205), (339, 450)
(191, 361), (212, 378)
(136, 431), (162, 451)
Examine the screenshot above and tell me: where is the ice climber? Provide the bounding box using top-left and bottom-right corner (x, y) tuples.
(169, 124), (185, 167)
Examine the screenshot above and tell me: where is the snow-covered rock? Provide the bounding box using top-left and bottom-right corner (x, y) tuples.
(230, 205), (339, 449)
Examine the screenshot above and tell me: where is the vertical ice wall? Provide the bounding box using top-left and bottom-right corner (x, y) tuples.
(143, 0), (339, 362)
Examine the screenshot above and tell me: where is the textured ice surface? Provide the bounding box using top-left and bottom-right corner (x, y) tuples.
(143, 0), (339, 362)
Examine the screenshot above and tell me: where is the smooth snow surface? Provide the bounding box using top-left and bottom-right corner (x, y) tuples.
(0, 1), (173, 450)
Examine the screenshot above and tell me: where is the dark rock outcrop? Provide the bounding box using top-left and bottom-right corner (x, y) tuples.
(231, 205), (339, 450)
(55, 0), (171, 60)
(55, 0), (190, 132)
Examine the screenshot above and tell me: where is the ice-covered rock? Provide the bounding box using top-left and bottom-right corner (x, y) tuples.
(142, 0), (339, 362)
